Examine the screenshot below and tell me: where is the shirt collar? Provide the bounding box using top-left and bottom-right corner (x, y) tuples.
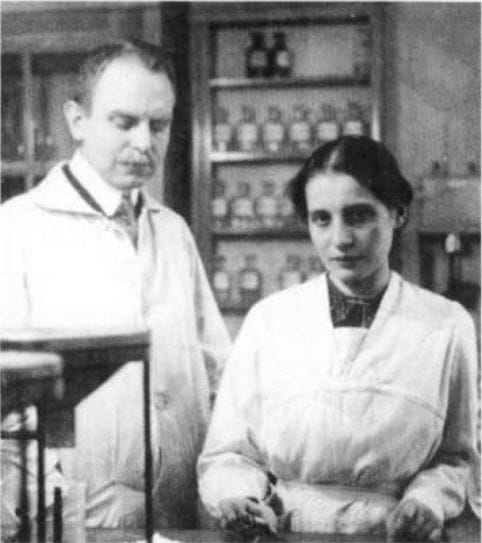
(69, 151), (139, 217)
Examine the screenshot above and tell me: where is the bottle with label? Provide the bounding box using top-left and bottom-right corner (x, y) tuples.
(262, 106), (285, 153)
(289, 105), (312, 153)
(315, 104), (340, 145)
(236, 106), (259, 152)
(246, 31), (269, 78)
(230, 181), (255, 231)
(306, 256), (324, 281)
(212, 254), (232, 305)
(353, 25), (371, 81)
(213, 107), (233, 152)
(211, 180), (229, 230)
(342, 102), (365, 136)
(255, 180), (278, 229)
(269, 31), (292, 78)
(239, 254), (262, 306)
(278, 188), (296, 229)
(278, 255), (304, 290)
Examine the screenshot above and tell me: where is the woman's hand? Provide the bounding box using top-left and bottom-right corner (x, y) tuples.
(219, 497), (278, 535)
(386, 498), (444, 541)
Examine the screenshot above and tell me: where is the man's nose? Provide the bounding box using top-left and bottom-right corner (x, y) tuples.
(331, 219), (354, 247)
(130, 122), (152, 151)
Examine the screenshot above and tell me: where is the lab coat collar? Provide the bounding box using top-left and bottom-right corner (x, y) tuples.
(32, 159), (163, 216)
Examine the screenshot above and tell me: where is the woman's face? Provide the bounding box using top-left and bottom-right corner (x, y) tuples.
(306, 171), (398, 296)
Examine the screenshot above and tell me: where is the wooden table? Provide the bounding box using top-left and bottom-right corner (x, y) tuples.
(1, 327), (153, 543)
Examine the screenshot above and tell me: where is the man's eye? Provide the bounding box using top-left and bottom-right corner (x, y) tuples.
(310, 212), (330, 227)
(113, 117), (136, 130)
(150, 119), (171, 134)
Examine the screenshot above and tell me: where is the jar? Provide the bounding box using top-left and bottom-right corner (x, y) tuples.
(315, 104), (340, 145)
(239, 254), (262, 306)
(230, 181), (255, 230)
(211, 180), (229, 229)
(213, 107), (233, 152)
(278, 255), (304, 290)
(262, 106), (285, 153)
(269, 31), (292, 78)
(255, 180), (278, 229)
(236, 106), (259, 152)
(212, 255), (232, 305)
(246, 31), (269, 78)
(289, 105), (312, 153)
(342, 102), (365, 136)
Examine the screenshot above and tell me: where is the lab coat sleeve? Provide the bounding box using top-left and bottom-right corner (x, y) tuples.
(401, 307), (479, 522)
(183, 222), (231, 393)
(0, 201), (30, 328)
(198, 306), (270, 517)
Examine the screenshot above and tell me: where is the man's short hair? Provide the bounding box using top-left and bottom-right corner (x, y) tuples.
(74, 40), (176, 110)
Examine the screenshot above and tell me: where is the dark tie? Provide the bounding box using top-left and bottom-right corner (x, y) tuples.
(112, 192), (138, 248)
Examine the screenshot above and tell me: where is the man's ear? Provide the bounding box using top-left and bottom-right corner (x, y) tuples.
(63, 100), (87, 142)
(395, 206), (409, 229)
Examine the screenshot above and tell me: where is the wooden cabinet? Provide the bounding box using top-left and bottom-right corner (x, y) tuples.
(190, 2), (384, 325)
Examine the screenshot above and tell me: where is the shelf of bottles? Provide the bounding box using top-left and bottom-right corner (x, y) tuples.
(204, 14), (377, 316)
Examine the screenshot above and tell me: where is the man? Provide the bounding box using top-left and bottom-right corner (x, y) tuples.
(0, 41), (231, 530)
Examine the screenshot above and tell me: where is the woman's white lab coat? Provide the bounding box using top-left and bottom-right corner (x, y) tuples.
(198, 272), (479, 534)
(0, 163), (231, 529)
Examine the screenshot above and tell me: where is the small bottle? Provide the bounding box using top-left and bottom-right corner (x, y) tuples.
(262, 106), (285, 153)
(278, 255), (304, 290)
(278, 186), (295, 228)
(212, 255), (232, 305)
(342, 102), (365, 136)
(239, 254), (262, 306)
(236, 106), (259, 152)
(246, 31), (269, 78)
(211, 180), (229, 230)
(306, 256), (324, 281)
(315, 104), (340, 145)
(289, 105), (312, 153)
(353, 25), (371, 80)
(269, 31), (292, 78)
(230, 182), (255, 231)
(255, 180), (278, 229)
(213, 107), (233, 152)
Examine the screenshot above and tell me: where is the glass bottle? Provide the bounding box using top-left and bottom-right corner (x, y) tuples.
(255, 180), (278, 229)
(212, 254), (232, 305)
(211, 180), (229, 230)
(230, 181), (255, 231)
(342, 102), (365, 136)
(246, 31), (269, 78)
(269, 31), (292, 78)
(262, 106), (285, 153)
(278, 255), (304, 290)
(289, 105), (312, 153)
(213, 107), (233, 152)
(353, 25), (371, 81)
(315, 104), (340, 145)
(239, 254), (262, 306)
(236, 106), (259, 152)
(306, 256), (324, 281)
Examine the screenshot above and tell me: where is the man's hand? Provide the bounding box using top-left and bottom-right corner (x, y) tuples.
(219, 497), (278, 539)
(386, 498), (444, 542)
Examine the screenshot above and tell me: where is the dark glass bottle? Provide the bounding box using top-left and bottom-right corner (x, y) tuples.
(246, 31), (269, 78)
(269, 32), (291, 78)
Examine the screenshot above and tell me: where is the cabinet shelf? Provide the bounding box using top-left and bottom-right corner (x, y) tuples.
(212, 226), (308, 240)
(210, 150), (310, 164)
(210, 75), (370, 91)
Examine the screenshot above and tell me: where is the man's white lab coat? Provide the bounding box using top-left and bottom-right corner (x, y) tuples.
(0, 161), (231, 529)
(198, 273), (479, 533)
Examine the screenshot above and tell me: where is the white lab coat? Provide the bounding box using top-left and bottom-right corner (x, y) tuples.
(0, 162), (231, 529)
(198, 272), (479, 534)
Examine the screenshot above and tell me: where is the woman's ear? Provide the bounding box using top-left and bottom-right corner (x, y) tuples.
(63, 100), (87, 143)
(395, 206), (409, 228)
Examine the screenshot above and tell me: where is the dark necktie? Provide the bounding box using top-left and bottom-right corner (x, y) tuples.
(112, 192), (138, 248)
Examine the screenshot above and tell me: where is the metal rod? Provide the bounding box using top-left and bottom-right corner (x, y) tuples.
(143, 350), (153, 543)
(37, 408), (46, 542)
(18, 409), (31, 542)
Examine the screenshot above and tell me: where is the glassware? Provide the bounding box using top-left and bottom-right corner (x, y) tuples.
(212, 254), (232, 305)
(278, 254), (304, 290)
(211, 180), (229, 229)
(230, 181), (255, 230)
(239, 254), (262, 306)
(353, 25), (371, 80)
(269, 31), (292, 78)
(255, 180), (278, 229)
(278, 187), (295, 228)
(342, 102), (365, 136)
(262, 106), (285, 153)
(315, 104), (340, 145)
(213, 107), (233, 152)
(246, 31), (269, 78)
(289, 105), (312, 153)
(236, 106), (259, 152)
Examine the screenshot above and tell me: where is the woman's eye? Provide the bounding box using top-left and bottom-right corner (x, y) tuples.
(310, 212), (330, 227)
(345, 207), (375, 225)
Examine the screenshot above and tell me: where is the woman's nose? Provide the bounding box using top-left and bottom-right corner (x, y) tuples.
(331, 219), (354, 247)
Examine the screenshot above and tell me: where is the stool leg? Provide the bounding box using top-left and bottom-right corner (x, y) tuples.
(143, 354), (153, 543)
(18, 409), (31, 542)
(37, 409), (46, 543)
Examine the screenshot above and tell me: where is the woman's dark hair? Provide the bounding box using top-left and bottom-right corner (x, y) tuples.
(288, 136), (413, 221)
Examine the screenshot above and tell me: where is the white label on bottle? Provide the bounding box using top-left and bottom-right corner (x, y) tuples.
(279, 197), (294, 217)
(214, 124), (232, 145)
(343, 120), (364, 136)
(289, 121), (311, 143)
(250, 51), (268, 69)
(276, 51), (290, 68)
(237, 123), (258, 150)
(256, 196), (277, 218)
(241, 271), (260, 290)
(263, 122), (284, 144)
(213, 271), (230, 290)
(212, 198), (228, 218)
(232, 198), (254, 218)
(316, 121), (340, 141)
(280, 270), (303, 289)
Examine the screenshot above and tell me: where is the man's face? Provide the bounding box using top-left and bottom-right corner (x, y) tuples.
(73, 56), (175, 191)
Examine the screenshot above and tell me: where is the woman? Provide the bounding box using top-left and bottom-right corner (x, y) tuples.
(197, 136), (479, 540)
